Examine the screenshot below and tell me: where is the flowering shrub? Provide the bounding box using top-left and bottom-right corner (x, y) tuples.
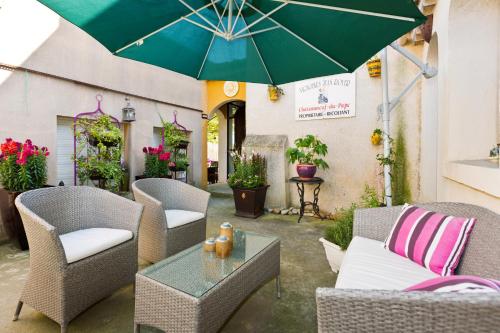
(0, 138), (49, 192)
(228, 152), (267, 189)
(143, 144), (170, 178)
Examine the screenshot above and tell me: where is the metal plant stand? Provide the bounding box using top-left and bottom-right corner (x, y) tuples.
(289, 177), (325, 223)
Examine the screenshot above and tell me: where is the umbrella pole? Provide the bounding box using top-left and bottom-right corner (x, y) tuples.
(381, 47), (393, 207)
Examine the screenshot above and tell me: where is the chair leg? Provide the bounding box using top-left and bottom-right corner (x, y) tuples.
(13, 301), (23, 321)
(276, 275), (281, 299)
(61, 323), (68, 333)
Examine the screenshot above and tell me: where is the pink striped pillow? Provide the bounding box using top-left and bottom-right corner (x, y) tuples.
(384, 204), (476, 276)
(405, 276), (500, 293)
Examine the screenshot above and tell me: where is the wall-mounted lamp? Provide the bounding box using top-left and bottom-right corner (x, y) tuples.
(122, 96), (136, 122)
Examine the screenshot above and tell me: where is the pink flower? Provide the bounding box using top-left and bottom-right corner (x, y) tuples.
(159, 152), (171, 161)
(168, 161), (176, 167)
(142, 147), (148, 153)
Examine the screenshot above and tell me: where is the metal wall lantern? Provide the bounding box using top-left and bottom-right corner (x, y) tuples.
(122, 96), (136, 122)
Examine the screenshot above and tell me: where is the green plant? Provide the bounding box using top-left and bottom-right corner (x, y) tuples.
(85, 115), (123, 147)
(286, 135), (329, 169)
(325, 204), (355, 251)
(207, 115), (219, 144)
(160, 115), (189, 148)
(228, 152), (267, 189)
(143, 145), (170, 177)
(75, 115), (124, 192)
(392, 125), (411, 205)
(375, 132), (395, 168)
(0, 138), (49, 192)
(360, 184), (382, 208)
(325, 185), (382, 250)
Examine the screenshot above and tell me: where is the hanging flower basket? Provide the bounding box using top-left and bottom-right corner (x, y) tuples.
(371, 129), (383, 145)
(366, 58), (381, 77)
(268, 85), (284, 102)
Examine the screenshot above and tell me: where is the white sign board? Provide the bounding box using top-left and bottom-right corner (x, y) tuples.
(295, 73), (356, 121)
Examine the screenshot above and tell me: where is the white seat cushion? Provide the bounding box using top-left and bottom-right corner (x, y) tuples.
(335, 236), (438, 290)
(59, 228), (133, 264)
(165, 209), (205, 229)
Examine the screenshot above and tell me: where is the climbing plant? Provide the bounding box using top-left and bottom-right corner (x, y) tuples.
(391, 124), (412, 205)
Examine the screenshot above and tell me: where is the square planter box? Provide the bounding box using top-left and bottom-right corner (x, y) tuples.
(232, 186), (269, 219)
(0, 188), (28, 250)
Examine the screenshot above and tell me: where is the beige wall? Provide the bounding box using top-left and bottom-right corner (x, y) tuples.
(246, 45), (423, 211)
(0, 0), (205, 189)
(422, 0), (500, 213)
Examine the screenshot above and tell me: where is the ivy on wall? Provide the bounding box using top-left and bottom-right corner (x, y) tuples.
(391, 121), (412, 205)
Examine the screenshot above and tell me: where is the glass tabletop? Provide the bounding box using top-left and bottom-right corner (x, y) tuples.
(139, 230), (278, 298)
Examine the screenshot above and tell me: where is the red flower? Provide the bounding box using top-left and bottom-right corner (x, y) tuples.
(142, 147), (148, 154)
(1, 138), (20, 156)
(159, 152), (171, 161)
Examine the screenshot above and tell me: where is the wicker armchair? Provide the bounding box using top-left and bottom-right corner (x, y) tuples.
(132, 178), (210, 263)
(316, 203), (500, 333)
(13, 186), (143, 333)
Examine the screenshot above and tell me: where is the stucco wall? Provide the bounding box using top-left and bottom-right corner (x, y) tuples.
(0, 0), (205, 239)
(423, 0), (500, 213)
(0, 0), (204, 185)
(246, 46), (423, 211)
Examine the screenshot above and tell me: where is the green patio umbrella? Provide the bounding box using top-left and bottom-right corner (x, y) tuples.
(37, 0), (425, 85)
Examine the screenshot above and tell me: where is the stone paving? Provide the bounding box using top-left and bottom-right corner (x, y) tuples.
(0, 185), (335, 333)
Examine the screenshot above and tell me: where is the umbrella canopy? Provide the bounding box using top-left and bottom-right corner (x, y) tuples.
(38, 0), (425, 84)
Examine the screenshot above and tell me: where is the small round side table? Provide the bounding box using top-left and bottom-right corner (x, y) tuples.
(289, 177), (325, 223)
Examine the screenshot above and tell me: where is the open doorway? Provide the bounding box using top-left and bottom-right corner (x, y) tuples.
(207, 100), (246, 184)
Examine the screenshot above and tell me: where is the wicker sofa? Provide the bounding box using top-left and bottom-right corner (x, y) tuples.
(316, 203), (500, 333)
(132, 178), (210, 263)
(13, 186), (143, 333)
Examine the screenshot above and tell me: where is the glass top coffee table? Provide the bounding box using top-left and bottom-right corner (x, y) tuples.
(134, 230), (281, 333)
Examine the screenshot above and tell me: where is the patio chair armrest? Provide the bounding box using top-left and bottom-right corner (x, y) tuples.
(132, 183), (167, 230)
(353, 206), (403, 241)
(15, 196), (68, 269)
(316, 288), (500, 333)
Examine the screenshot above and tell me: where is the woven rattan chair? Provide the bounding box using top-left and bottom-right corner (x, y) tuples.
(132, 178), (210, 263)
(13, 186), (143, 333)
(316, 203), (500, 333)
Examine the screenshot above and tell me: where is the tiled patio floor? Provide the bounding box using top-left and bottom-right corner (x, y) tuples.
(0, 185), (335, 332)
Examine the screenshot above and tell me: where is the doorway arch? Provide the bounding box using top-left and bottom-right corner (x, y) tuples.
(202, 81), (246, 187)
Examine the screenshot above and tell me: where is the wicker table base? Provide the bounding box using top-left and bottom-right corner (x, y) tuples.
(134, 238), (280, 333)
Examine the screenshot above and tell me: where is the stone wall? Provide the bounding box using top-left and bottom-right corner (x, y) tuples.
(242, 135), (289, 208)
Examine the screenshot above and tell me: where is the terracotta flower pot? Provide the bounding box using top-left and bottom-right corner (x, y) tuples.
(296, 164), (317, 179)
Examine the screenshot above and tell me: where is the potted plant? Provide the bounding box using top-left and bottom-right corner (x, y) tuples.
(139, 144), (171, 179)
(286, 135), (329, 179)
(319, 204), (354, 273)
(87, 115), (122, 147)
(75, 115), (124, 192)
(228, 152), (269, 218)
(268, 85), (284, 102)
(0, 138), (49, 249)
(320, 186), (382, 272)
(371, 128), (383, 145)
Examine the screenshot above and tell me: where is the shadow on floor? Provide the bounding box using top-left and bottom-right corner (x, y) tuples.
(0, 189), (335, 333)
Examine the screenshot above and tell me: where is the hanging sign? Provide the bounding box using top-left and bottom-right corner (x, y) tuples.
(295, 73), (356, 121)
